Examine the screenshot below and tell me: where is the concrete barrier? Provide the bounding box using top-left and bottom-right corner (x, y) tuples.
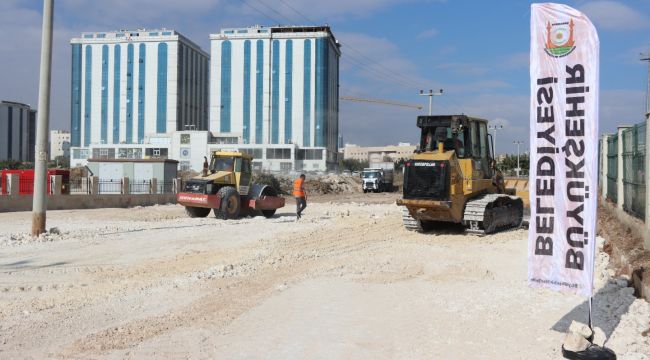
(0, 193), (177, 213)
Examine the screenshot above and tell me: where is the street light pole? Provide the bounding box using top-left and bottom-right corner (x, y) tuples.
(419, 89), (443, 115)
(31, 0), (54, 237)
(513, 140), (524, 177)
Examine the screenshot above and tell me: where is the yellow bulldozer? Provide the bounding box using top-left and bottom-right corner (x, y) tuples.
(397, 115), (528, 235)
(177, 151), (285, 219)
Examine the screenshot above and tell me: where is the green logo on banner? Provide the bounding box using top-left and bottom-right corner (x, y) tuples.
(544, 19), (576, 58)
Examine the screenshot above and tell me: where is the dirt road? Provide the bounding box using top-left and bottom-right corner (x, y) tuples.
(0, 196), (648, 359)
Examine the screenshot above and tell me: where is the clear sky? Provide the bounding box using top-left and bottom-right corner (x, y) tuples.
(1, 0), (648, 155)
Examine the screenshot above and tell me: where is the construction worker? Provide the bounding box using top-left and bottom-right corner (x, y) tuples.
(293, 174), (307, 219)
(202, 156), (209, 176)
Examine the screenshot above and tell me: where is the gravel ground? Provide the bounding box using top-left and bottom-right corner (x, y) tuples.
(0, 194), (648, 359)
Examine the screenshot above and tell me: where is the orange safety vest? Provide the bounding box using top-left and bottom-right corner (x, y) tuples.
(293, 178), (305, 198)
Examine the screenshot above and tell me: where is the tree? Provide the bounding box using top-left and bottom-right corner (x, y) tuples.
(498, 153), (529, 176)
(394, 158), (408, 172)
(49, 156), (70, 169)
(0, 159), (33, 170)
(339, 158), (369, 172)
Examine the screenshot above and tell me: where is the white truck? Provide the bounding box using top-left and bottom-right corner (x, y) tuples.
(362, 163), (394, 193)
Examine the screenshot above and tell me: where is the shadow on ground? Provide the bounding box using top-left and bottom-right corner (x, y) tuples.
(552, 282), (635, 342)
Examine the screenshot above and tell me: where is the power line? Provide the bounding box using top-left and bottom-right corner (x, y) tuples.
(343, 45), (429, 89)
(341, 57), (419, 89)
(233, 0), (441, 104)
(238, 0), (429, 90)
(250, 0), (295, 25)
(276, 0), (316, 24)
(235, 0), (282, 24)
(340, 95), (423, 110)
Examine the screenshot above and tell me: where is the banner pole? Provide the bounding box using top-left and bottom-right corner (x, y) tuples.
(589, 296), (594, 331)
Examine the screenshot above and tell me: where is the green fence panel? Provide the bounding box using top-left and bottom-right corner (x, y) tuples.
(606, 134), (618, 203)
(622, 123), (645, 219)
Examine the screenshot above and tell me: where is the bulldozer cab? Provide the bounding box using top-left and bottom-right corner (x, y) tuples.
(417, 115), (494, 179)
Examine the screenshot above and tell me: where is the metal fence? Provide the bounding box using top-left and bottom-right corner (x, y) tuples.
(157, 180), (174, 194)
(19, 178), (34, 195)
(130, 180), (151, 194)
(603, 121), (647, 221)
(70, 177), (90, 194)
(607, 135), (618, 203)
(3, 176), (178, 196)
(98, 179), (122, 194)
(622, 123), (646, 219)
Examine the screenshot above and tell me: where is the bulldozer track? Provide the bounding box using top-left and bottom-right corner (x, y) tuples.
(463, 194), (524, 235)
(401, 207), (425, 232)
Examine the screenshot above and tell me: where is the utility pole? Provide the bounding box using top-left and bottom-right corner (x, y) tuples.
(32, 0), (54, 237)
(488, 124), (504, 160)
(641, 52), (650, 115)
(513, 140), (524, 177)
(419, 89), (443, 115)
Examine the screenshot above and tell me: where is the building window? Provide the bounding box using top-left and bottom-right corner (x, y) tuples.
(72, 149), (90, 159)
(271, 40), (280, 144)
(83, 34), (93, 39)
(296, 149), (322, 160)
(113, 44), (121, 144)
(212, 136), (238, 144)
(149, 32), (159, 36)
(71, 44), (82, 147)
(284, 40), (293, 144)
(126, 44), (134, 143)
(255, 40), (264, 144)
(145, 148), (168, 158)
(161, 31), (172, 36)
(266, 148), (291, 160)
(84, 45), (92, 147)
(101, 45), (109, 144)
(315, 38), (329, 147)
(180, 161), (191, 171)
(220, 41), (232, 132)
(157, 42), (168, 133)
(116, 33), (125, 38)
(138, 43), (146, 143)
(243, 40), (251, 144)
(97, 33), (106, 38)
(303, 39), (311, 146)
(240, 148), (263, 159)
(224, 30), (234, 34)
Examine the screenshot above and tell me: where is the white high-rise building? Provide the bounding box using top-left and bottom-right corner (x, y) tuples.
(209, 25), (341, 170)
(0, 101), (36, 162)
(69, 29), (209, 148)
(50, 130), (71, 160)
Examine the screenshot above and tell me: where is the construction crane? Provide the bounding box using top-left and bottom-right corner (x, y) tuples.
(340, 96), (423, 110)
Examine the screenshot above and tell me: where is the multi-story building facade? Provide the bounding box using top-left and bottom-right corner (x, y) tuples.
(0, 101), (36, 162)
(343, 143), (417, 163)
(69, 26), (340, 173)
(69, 29), (209, 148)
(209, 25), (340, 171)
(50, 130), (71, 160)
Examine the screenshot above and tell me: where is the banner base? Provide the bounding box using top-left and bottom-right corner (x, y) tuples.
(562, 344), (616, 360)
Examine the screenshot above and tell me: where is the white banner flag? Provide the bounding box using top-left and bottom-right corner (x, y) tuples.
(528, 3), (599, 297)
